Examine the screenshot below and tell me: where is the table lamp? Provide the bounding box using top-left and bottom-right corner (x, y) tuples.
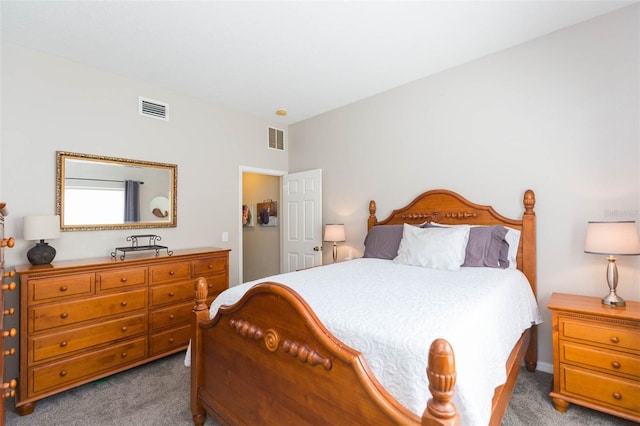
(24, 215), (61, 265)
(584, 221), (640, 307)
(324, 224), (346, 263)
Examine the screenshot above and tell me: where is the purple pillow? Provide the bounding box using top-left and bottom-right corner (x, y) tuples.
(463, 225), (509, 268)
(363, 225), (404, 259)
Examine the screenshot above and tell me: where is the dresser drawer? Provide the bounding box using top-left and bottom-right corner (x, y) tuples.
(96, 267), (147, 292)
(30, 289), (147, 332)
(560, 317), (640, 352)
(200, 273), (228, 297)
(150, 302), (192, 331)
(30, 273), (94, 303)
(561, 341), (640, 379)
(149, 262), (191, 284)
(192, 255), (227, 276)
(561, 364), (640, 415)
(30, 337), (146, 395)
(31, 313), (147, 363)
(150, 324), (190, 356)
(149, 281), (193, 307)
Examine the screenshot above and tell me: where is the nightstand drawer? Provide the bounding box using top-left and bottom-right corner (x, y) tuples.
(30, 337), (146, 395)
(560, 318), (640, 352)
(561, 341), (640, 378)
(97, 267), (147, 292)
(31, 313), (147, 362)
(149, 262), (191, 284)
(30, 273), (95, 302)
(31, 289), (147, 332)
(561, 364), (640, 414)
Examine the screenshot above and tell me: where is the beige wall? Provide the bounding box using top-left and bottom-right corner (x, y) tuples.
(0, 42), (288, 285)
(242, 173), (280, 282)
(289, 5), (640, 371)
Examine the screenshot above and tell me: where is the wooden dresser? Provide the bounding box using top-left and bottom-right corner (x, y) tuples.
(548, 292), (640, 422)
(14, 247), (229, 415)
(1, 204), (17, 425)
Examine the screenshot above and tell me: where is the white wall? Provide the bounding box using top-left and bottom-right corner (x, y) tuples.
(289, 5), (640, 369)
(0, 42), (289, 287)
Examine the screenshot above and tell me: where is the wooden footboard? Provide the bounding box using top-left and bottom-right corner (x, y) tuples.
(191, 278), (459, 426)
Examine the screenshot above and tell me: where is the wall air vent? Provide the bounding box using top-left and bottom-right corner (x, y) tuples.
(139, 97), (169, 121)
(268, 127), (285, 151)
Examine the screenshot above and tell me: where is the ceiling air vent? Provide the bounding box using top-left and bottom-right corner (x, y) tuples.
(139, 96), (169, 121)
(268, 127), (285, 151)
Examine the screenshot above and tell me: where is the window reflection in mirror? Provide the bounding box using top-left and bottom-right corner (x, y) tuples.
(57, 152), (177, 231)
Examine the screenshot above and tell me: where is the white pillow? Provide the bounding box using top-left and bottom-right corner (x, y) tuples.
(393, 223), (470, 270)
(504, 227), (521, 269)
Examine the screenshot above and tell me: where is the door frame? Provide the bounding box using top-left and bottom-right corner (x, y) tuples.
(238, 166), (287, 284)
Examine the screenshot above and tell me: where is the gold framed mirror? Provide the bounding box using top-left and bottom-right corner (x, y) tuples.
(56, 151), (177, 231)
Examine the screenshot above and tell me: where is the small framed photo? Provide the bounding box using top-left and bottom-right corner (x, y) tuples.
(242, 204), (255, 227)
(257, 200), (278, 227)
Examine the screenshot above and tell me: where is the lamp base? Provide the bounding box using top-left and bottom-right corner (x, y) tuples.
(27, 241), (57, 265)
(602, 292), (626, 307)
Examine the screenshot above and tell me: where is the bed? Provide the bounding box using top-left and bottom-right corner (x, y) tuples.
(190, 189), (540, 425)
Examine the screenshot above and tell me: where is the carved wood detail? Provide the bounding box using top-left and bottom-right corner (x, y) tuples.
(229, 319), (263, 341)
(283, 340), (332, 370)
(425, 339), (458, 422)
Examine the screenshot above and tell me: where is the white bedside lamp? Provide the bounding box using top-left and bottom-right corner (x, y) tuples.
(324, 224), (346, 263)
(24, 215), (61, 265)
(584, 221), (640, 307)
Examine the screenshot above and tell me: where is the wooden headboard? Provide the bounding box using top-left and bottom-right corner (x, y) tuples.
(367, 189), (537, 299)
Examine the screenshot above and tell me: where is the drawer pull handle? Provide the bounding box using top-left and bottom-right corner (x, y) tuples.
(4, 348), (15, 356)
(169, 314), (175, 320)
(169, 291), (175, 297)
(208, 284), (213, 289)
(1, 379), (17, 391)
(60, 341), (68, 348)
(60, 370), (67, 377)
(208, 264), (213, 269)
(60, 312), (69, 319)
(4, 307), (15, 316)
(611, 361), (621, 369)
(1, 282), (16, 291)
(610, 336), (620, 344)
(121, 352), (127, 358)
(2, 328), (16, 338)
(120, 277), (128, 282)
(1, 271), (15, 279)
(121, 326), (128, 332)
(613, 392), (622, 400)
(120, 301), (128, 307)
(60, 286), (68, 292)
(169, 270), (175, 276)
(169, 338), (174, 343)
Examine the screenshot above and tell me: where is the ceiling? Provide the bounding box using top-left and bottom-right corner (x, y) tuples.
(1, 1), (635, 124)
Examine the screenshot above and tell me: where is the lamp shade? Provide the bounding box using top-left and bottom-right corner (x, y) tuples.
(324, 224), (346, 242)
(23, 215), (61, 241)
(584, 221), (640, 255)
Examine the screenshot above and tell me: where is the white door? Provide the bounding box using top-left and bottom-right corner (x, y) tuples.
(281, 169), (322, 272)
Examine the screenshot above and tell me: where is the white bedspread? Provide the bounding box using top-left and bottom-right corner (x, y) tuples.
(187, 258), (541, 425)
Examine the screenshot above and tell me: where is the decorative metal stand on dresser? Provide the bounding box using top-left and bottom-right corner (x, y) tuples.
(548, 292), (640, 422)
(1, 203), (18, 425)
(14, 247), (229, 415)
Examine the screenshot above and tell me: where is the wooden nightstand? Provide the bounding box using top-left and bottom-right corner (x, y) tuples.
(548, 292), (640, 422)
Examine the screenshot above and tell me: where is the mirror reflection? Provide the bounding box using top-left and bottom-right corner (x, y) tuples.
(56, 151), (177, 231)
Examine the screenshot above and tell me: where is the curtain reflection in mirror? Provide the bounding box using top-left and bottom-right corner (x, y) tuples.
(124, 180), (141, 223)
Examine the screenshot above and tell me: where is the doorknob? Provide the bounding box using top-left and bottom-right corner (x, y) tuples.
(313, 246), (322, 252)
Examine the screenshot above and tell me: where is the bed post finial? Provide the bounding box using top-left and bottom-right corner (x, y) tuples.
(194, 277), (209, 312)
(523, 189), (535, 214)
(423, 338), (458, 425)
(368, 200), (377, 230)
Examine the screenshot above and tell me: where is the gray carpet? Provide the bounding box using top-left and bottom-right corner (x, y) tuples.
(5, 352), (634, 425)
